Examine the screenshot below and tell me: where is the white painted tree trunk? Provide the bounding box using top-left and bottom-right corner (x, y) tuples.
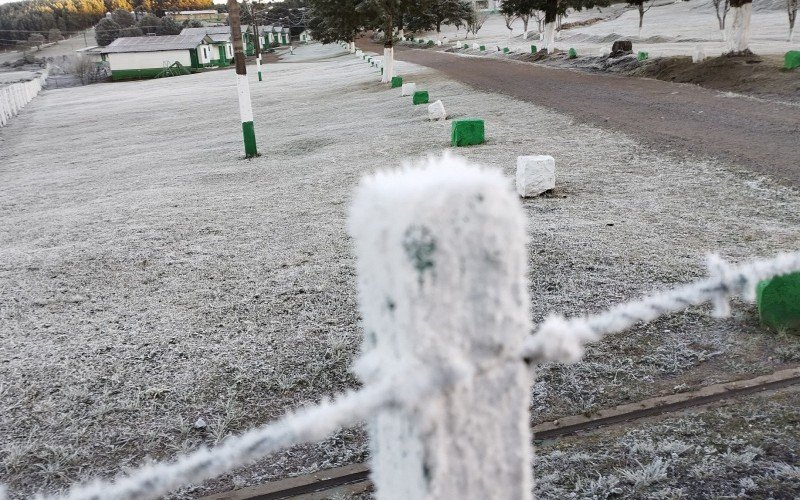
(720, 29), (727, 41)
(349, 41), (355, 53)
(381, 47), (394, 83)
(349, 155), (533, 500)
(790, 26), (795, 42)
(398, 29), (404, 40)
(543, 21), (556, 53)
(727, 4), (752, 53)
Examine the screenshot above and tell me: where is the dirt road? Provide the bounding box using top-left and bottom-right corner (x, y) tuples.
(358, 39), (800, 188)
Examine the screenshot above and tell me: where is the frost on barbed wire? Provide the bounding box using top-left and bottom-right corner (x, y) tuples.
(40, 383), (396, 500)
(348, 153), (534, 500)
(522, 251), (800, 364)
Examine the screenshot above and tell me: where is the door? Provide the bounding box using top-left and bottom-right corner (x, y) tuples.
(189, 48), (199, 69)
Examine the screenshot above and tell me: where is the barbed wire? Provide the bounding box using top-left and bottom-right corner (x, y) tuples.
(521, 251), (800, 364)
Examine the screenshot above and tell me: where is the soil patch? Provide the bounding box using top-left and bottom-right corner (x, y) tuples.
(634, 54), (800, 103)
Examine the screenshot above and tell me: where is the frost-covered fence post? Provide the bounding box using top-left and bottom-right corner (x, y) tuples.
(348, 155), (533, 500)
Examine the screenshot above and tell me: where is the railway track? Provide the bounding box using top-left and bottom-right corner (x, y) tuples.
(201, 367), (800, 500)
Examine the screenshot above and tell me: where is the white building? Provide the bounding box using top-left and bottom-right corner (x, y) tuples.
(101, 34), (215, 81)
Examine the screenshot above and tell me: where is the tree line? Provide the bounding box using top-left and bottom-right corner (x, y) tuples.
(0, 0), (214, 47)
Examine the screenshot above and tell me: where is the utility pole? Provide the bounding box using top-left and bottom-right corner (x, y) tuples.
(250, 1), (263, 82)
(228, 0), (258, 158)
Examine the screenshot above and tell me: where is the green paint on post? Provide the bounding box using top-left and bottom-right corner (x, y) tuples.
(242, 121), (258, 158)
(450, 119), (484, 147)
(568, 48), (577, 59)
(480, 45), (486, 51)
(258, 71), (262, 81)
(757, 272), (800, 334)
(637, 51), (649, 61)
(531, 44), (537, 53)
(785, 50), (800, 70)
(391, 76), (403, 88)
(412, 90), (429, 105)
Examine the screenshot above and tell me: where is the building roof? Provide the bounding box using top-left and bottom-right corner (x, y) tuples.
(207, 33), (231, 43)
(101, 34), (212, 54)
(171, 10), (218, 14)
(181, 26), (232, 36)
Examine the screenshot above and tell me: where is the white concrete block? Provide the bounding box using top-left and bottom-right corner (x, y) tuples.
(516, 155), (555, 197)
(401, 82), (417, 96)
(692, 45), (706, 63)
(437, 40), (443, 46)
(428, 100), (446, 121)
(472, 43), (480, 49)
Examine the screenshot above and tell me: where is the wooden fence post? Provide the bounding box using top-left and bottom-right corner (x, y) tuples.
(348, 154), (534, 500)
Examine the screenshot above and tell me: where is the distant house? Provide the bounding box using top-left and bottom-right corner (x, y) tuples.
(298, 29), (312, 44)
(180, 25), (290, 56)
(100, 34), (216, 81)
(169, 10), (227, 22)
(75, 45), (105, 63)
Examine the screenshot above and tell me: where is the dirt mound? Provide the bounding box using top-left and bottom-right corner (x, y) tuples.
(634, 54), (800, 102)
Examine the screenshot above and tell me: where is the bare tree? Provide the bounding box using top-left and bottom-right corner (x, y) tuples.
(712, 0), (730, 40)
(789, 0), (798, 41)
(503, 11), (518, 38)
(627, 0), (655, 36)
(467, 6), (490, 37)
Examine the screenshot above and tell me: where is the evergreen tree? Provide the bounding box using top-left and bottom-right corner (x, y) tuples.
(111, 7), (135, 26)
(95, 17), (121, 45)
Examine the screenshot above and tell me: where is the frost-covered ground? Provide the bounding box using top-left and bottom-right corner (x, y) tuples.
(419, 0), (795, 57)
(1, 42), (799, 498)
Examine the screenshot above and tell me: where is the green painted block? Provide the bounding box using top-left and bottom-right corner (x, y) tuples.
(757, 271), (800, 333)
(568, 48), (577, 58)
(785, 50), (800, 70)
(463, 43), (469, 49)
(531, 44), (537, 53)
(427, 40), (435, 46)
(503, 47), (510, 53)
(391, 76), (403, 88)
(637, 51), (649, 61)
(412, 90), (429, 105)
(450, 118), (484, 147)
(480, 45), (486, 51)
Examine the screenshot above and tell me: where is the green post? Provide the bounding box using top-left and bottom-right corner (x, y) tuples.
(412, 90), (429, 105)
(531, 44), (537, 53)
(451, 119), (485, 147)
(757, 272), (800, 333)
(785, 50), (800, 70)
(568, 48), (577, 59)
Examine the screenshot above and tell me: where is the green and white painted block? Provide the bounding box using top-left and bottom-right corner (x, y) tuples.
(530, 44), (537, 53)
(451, 119), (484, 147)
(785, 51), (800, 70)
(637, 51), (649, 61)
(568, 48), (577, 59)
(391, 76), (403, 88)
(236, 73), (258, 157)
(757, 271), (800, 333)
(412, 90), (429, 105)
(480, 45), (486, 51)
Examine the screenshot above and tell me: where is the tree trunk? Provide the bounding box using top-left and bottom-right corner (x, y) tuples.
(523, 18), (529, 39)
(349, 40), (355, 53)
(381, 15), (394, 83)
(543, 1), (557, 53)
(727, 0), (752, 53)
(638, 3), (644, 37)
(790, 3), (797, 42)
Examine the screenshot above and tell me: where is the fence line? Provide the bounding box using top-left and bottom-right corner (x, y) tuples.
(520, 251), (800, 364)
(2, 156), (798, 500)
(0, 67), (48, 127)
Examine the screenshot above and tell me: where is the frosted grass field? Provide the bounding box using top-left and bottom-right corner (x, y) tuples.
(1, 43), (799, 497)
(420, 0), (794, 58)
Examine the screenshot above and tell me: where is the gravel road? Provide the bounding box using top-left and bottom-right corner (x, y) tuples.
(357, 39), (800, 188)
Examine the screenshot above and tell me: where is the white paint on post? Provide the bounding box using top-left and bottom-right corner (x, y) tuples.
(349, 154), (533, 500)
(381, 47), (393, 83)
(349, 41), (355, 53)
(727, 4), (752, 52)
(256, 54), (262, 81)
(543, 21), (556, 53)
(236, 73), (254, 123)
(692, 45), (706, 63)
